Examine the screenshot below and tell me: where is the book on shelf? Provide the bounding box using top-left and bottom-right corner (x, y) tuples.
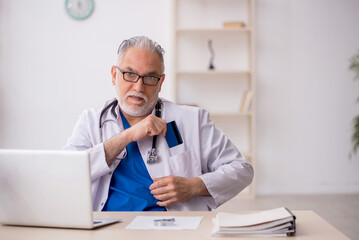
(211, 207), (296, 237)
(239, 90), (253, 113)
(223, 21), (246, 28)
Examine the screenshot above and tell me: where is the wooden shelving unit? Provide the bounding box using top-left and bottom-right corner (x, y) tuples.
(171, 0), (256, 197)
(177, 28), (252, 33)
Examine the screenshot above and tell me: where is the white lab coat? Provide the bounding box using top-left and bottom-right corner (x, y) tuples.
(63, 98), (254, 211)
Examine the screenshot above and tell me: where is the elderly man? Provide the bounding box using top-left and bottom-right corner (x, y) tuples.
(64, 36), (254, 211)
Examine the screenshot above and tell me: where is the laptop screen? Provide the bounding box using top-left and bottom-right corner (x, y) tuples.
(0, 149), (95, 228)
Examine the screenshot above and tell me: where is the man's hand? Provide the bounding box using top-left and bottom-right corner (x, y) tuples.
(149, 175), (210, 207)
(126, 114), (167, 142)
(104, 114), (166, 166)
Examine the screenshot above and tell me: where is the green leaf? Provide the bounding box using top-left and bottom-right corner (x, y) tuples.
(349, 50), (359, 81)
(348, 50), (359, 157)
(351, 115), (359, 154)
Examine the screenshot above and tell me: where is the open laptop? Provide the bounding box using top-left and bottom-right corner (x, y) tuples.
(0, 149), (120, 229)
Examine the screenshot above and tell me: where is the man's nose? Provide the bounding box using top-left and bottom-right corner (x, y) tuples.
(132, 77), (145, 91)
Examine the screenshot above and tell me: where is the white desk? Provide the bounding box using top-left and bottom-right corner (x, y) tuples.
(0, 211), (350, 240)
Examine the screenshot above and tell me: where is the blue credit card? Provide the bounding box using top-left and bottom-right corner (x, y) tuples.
(165, 121), (183, 148)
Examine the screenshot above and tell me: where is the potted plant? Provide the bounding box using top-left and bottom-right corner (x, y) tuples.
(350, 50), (359, 156)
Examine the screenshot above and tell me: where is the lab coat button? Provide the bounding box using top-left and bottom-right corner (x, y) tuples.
(101, 202), (104, 206)
(109, 171), (112, 175)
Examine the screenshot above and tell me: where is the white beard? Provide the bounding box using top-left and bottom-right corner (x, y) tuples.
(116, 90), (158, 117)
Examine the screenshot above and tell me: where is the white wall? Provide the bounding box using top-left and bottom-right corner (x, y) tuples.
(0, 0), (172, 150)
(255, 0), (359, 194)
(1, 0), (358, 195)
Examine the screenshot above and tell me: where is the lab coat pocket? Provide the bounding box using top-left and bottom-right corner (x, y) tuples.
(168, 151), (201, 178)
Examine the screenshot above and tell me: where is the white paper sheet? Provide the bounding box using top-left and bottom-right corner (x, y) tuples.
(126, 216), (203, 230)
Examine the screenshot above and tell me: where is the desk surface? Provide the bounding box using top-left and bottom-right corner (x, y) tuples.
(0, 211), (350, 240)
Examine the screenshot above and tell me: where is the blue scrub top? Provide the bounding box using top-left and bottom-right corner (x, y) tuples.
(102, 110), (166, 211)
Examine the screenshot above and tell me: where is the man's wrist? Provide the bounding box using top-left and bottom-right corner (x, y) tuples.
(104, 129), (132, 166)
(191, 177), (210, 197)
(120, 128), (132, 145)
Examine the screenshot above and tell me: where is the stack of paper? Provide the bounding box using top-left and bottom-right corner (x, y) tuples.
(212, 207), (296, 237)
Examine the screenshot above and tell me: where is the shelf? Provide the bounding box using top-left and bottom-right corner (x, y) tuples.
(210, 111), (253, 117)
(177, 27), (252, 33)
(242, 152), (253, 159)
(177, 70), (251, 76)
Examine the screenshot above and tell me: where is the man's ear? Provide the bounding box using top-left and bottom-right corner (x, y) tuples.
(111, 65), (117, 85)
(158, 74), (165, 92)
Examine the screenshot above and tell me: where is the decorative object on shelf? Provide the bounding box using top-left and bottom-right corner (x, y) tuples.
(65, 0), (95, 20)
(208, 39), (215, 70)
(239, 90), (253, 113)
(349, 49), (359, 158)
(223, 21), (246, 28)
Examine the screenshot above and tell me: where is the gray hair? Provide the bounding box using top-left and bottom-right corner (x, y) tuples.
(116, 36), (165, 73)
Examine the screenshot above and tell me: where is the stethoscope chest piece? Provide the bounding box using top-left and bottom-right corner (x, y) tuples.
(147, 148), (158, 164)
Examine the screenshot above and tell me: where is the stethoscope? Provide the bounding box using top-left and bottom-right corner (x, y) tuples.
(147, 99), (162, 164)
(99, 99), (162, 164)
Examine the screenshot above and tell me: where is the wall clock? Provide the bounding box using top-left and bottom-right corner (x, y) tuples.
(65, 0), (95, 20)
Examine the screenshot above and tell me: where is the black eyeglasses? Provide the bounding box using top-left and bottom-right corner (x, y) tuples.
(115, 66), (162, 86)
